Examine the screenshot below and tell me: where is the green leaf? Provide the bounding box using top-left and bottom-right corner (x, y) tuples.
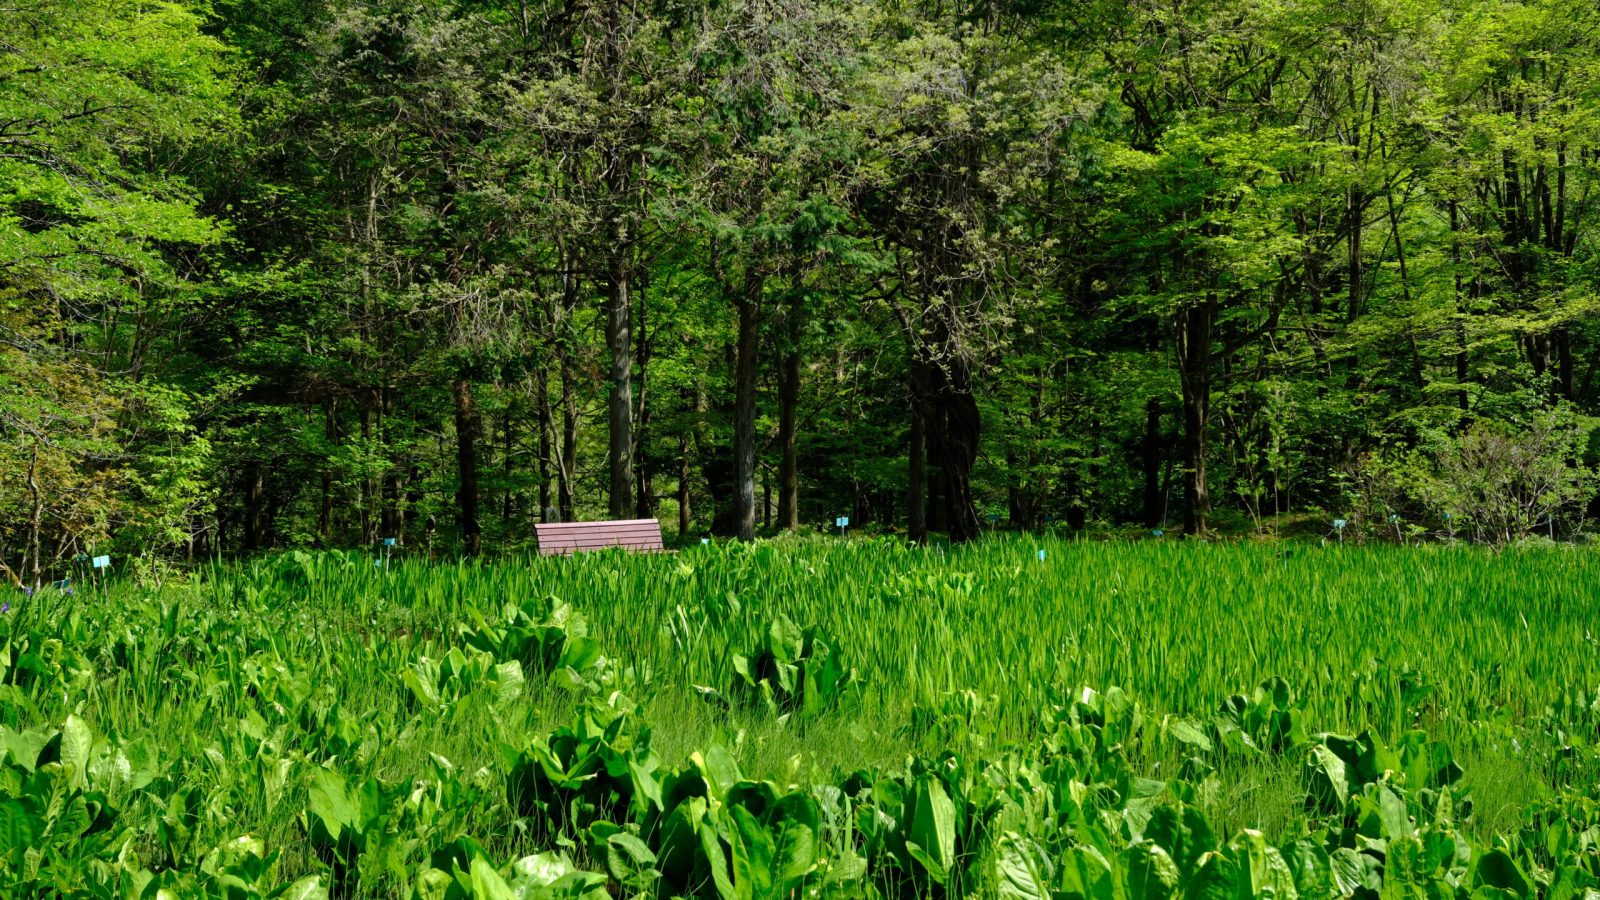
(701, 746), (742, 800)
(909, 776), (957, 881)
(603, 832), (658, 891)
(1187, 851), (1240, 900)
(307, 768), (356, 844)
(0, 800), (39, 853)
(1282, 837), (1331, 898)
(770, 793), (820, 893)
(1475, 849), (1533, 897)
(700, 807), (739, 900)
(273, 876), (329, 900)
(469, 857), (517, 900)
(1120, 841), (1179, 900)
(1303, 743), (1350, 812)
(1330, 848), (1380, 896)
(60, 714), (92, 791)
(1057, 845), (1115, 900)
(492, 660), (525, 706)
(1166, 718), (1213, 753)
(1228, 830), (1299, 899)
(996, 833), (1053, 900)
(731, 804), (775, 900)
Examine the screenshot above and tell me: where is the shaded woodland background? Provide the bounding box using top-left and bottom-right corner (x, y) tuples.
(7, 0), (1600, 581)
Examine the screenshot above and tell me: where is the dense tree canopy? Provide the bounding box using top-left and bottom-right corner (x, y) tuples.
(6, 0), (1600, 578)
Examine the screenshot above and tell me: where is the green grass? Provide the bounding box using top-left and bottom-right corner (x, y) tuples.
(6, 536), (1600, 896)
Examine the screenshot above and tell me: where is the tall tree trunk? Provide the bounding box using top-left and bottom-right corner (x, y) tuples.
(1346, 186), (1364, 324)
(915, 355), (981, 543)
(25, 441), (42, 586)
(454, 378), (482, 556)
(1448, 200), (1471, 414)
(554, 247), (580, 523)
(702, 375), (737, 535)
(380, 385), (400, 540)
(360, 400), (375, 544)
(1556, 327), (1575, 400)
(927, 461), (947, 534)
(732, 267), (763, 541)
(604, 252), (635, 519)
(1006, 449), (1025, 530)
(762, 468), (771, 530)
(537, 379), (553, 523)
(1142, 398), (1163, 529)
(560, 364), (577, 522)
(939, 382), (982, 542)
(503, 407), (517, 525)
(243, 459), (265, 552)
(1177, 296), (1215, 536)
(320, 400), (337, 545)
(677, 412), (693, 536)
(908, 392), (928, 544)
(776, 288), (802, 531)
(1382, 184), (1425, 393)
(635, 271), (654, 518)
(319, 471), (333, 546)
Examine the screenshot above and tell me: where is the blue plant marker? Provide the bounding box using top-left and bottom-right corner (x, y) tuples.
(383, 537), (396, 547)
(700, 538), (710, 545)
(92, 555), (110, 569)
(374, 559), (382, 567)
(1037, 549), (1046, 561)
(1333, 518), (1347, 544)
(836, 516), (849, 538)
(1151, 528), (1164, 537)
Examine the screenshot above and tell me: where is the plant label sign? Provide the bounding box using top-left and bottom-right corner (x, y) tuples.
(383, 537), (397, 547)
(92, 555), (111, 569)
(835, 516), (849, 527)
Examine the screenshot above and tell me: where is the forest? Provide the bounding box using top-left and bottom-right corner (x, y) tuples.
(6, 0), (1600, 580)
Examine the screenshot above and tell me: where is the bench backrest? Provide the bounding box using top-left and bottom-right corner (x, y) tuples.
(534, 518), (665, 556)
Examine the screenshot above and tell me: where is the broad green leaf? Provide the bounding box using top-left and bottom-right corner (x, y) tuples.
(1475, 849), (1533, 897)
(770, 793), (820, 892)
(994, 833), (1049, 900)
(276, 876), (329, 900)
(1282, 837), (1331, 898)
(908, 776), (956, 879)
(1303, 743), (1350, 812)
(468, 858), (516, 900)
(307, 768), (356, 843)
(731, 804), (775, 900)
(0, 800), (38, 853)
(1121, 841), (1179, 900)
(1057, 845), (1115, 900)
(61, 714), (92, 791)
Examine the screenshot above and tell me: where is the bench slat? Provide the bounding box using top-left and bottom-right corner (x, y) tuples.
(540, 537), (663, 548)
(536, 532), (661, 540)
(535, 519), (660, 531)
(534, 518), (665, 556)
(536, 526), (660, 535)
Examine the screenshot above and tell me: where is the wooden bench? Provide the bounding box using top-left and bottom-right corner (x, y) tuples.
(534, 518), (666, 556)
